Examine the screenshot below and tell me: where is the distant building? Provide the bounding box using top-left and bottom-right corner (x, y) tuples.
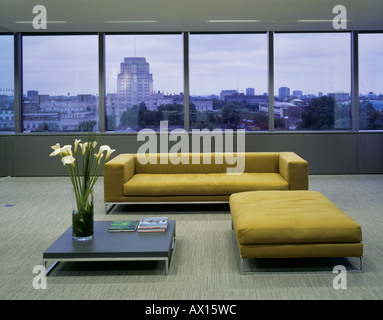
(22, 94), (98, 132)
(292, 90), (302, 99)
(194, 99), (213, 111)
(246, 88), (255, 96)
(27, 90), (39, 101)
(117, 57), (153, 107)
(279, 87), (290, 100)
(327, 92), (351, 102)
(0, 96), (14, 131)
(146, 91), (174, 111)
(220, 90), (237, 100)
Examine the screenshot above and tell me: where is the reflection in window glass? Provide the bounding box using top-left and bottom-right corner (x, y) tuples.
(189, 33), (268, 131)
(105, 34), (183, 132)
(0, 35), (14, 133)
(359, 33), (383, 130)
(274, 33), (351, 131)
(22, 35), (98, 132)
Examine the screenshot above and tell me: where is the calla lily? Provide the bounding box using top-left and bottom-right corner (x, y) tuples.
(61, 145), (73, 156)
(50, 148), (63, 157)
(98, 145), (116, 161)
(95, 152), (104, 164)
(79, 142), (88, 155)
(99, 145), (111, 153)
(106, 148), (115, 160)
(51, 143), (61, 150)
(61, 155), (75, 167)
(74, 139), (81, 153)
(49, 135), (115, 220)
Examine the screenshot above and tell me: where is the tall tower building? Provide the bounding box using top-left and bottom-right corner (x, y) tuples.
(117, 57), (153, 107)
(279, 87), (290, 100)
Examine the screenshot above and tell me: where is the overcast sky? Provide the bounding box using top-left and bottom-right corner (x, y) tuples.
(0, 33), (382, 97)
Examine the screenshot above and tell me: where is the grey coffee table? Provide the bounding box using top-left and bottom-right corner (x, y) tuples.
(43, 220), (176, 275)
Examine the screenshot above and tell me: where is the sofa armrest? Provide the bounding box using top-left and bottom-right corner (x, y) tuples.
(103, 153), (135, 202)
(279, 152), (309, 190)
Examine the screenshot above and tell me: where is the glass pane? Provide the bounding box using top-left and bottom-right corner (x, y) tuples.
(105, 34), (184, 132)
(0, 35), (14, 133)
(359, 33), (383, 130)
(274, 33), (351, 131)
(189, 33), (268, 131)
(22, 35), (98, 132)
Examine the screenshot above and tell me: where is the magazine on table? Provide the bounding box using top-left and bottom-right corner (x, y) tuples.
(138, 217), (168, 232)
(108, 220), (140, 232)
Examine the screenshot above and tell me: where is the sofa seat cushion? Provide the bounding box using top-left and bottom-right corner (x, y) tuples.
(123, 173), (289, 196)
(230, 190), (362, 245)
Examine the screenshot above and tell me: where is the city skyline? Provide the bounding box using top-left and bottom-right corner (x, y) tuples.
(0, 33), (382, 98)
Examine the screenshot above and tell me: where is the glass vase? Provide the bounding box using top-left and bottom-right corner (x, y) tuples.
(72, 188), (94, 241)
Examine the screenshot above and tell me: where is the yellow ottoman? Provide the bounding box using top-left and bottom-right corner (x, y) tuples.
(230, 190), (363, 272)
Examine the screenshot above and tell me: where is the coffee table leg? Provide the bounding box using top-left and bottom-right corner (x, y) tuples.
(165, 258), (169, 275)
(165, 235), (176, 275)
(44, 260), (59, 276)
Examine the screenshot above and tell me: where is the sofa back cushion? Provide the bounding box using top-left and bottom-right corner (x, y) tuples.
(244, 152), (280, 173)
(134, 152), (280, 174)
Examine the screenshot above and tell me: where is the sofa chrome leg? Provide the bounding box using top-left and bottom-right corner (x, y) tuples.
(240, 257), (251, 274)
(240, 257), (244, 274)
(105, 204), (115, 215)
(359, 257), (363, 272)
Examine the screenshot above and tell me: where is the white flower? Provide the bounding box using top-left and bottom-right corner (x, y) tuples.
(99, 145), (110, 153)
(50, 148), (62, 157)
(61, 155), (75, 167)
(74, 139), (81, 153)
(50, 143), (62, 156)
(61, 145), (73, 156)
(51, 143), (61, 150)
(106, 148), (115, 160)
(94, 152), (104, 164)
(99, 145), (116, 160)
(49, 135), (115, 201)
(79, 142), (88, 155)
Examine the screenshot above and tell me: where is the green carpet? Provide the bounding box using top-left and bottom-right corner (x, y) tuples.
(0, 175), (382, 300)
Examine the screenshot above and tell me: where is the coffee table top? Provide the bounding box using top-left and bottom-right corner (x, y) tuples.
(43, 220), (176, 260)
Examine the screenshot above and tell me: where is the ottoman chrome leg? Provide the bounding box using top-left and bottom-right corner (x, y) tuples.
(359, 256), (363, 271)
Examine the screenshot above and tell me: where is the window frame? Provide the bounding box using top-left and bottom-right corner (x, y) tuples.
(103, 32), (185, 132)
(357, 31), (383, 131)
(0, 33), (15, 133)
(1, 31), (382, 134)
(20, 32), (99, 133)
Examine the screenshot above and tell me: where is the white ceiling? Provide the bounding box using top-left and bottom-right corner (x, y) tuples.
(0, 0), (382, 33)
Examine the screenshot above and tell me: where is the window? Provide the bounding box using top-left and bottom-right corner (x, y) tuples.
(22, 35), (98, 132)
(189, 33), (268, 131)
(274, 33), (351, 131)
(0, 35), (14, 133)
(359, 33), (383, 130)
(105, 34), (183, 132)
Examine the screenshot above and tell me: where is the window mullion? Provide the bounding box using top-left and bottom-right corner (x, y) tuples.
(351, 31), (359, 132)
(98, 32), (106, 132)
(268, 31), (274, 132)
(183, 32), (190, 132)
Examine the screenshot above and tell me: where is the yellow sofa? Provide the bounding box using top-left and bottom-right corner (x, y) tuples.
(103, 152), (308, 212)
(230, 190), (363, 273)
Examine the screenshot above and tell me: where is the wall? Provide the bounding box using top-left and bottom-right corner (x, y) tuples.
(2, 132), (382, 177)
(0, 135), (10, 176)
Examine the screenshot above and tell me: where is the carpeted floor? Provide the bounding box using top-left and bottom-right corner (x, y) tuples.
(0, 175), (382, 300)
